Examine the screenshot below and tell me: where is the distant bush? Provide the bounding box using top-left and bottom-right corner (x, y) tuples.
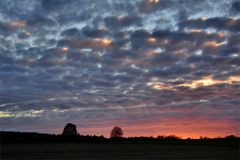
(157, 135), (165, 139)
(157, 135), (181, 140)
(200, 136), (209, 139)
(225, 135), (238, 139)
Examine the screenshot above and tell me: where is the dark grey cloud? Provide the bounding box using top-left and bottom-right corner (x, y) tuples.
(149, 53), (179, 66)
(231, 1), (240, 14)
(27, 14), (56, 27)
(137, 0), (174, 13)
(61, 28), (82, 38)
(41, 0), (71, 11)
(82, 26), (109, 38)
(149, 64), (192, 77)
(104, 15), (142, 30)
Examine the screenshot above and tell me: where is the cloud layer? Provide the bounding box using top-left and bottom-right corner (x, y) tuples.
(0, 0), (239, 138)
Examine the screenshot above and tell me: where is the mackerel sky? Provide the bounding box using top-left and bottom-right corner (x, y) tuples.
(0, 0), (239, 138)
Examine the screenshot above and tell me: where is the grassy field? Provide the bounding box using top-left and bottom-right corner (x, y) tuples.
(1, 143), (239, 160)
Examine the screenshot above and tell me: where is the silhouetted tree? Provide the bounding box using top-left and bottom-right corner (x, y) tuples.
(110, 126), (123, 138)
(62, 123), (78, 136)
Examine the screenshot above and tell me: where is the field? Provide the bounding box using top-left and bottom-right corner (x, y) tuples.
(1, 143), (239, 160)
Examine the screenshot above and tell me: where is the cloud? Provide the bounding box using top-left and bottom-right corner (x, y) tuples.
(231, 1), (240, 14)
(104, 15), (142, 30)
(137, 0), (172, 13)
(179, 17), (240, 32)
(61, 28), (81, 38)
(82, 26), (109, 38)
(41, 0), (71, 11)
(0, 0), (239, 138)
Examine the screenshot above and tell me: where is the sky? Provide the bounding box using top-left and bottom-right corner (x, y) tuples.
(0, 0), (240, 138)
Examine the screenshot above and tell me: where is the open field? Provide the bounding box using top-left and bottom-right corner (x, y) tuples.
(1, 143), (239, 160)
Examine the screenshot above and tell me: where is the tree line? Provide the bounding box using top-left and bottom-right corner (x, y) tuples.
(0, 123), (239, 145)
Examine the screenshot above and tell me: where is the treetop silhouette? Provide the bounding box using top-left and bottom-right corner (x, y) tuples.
(110, 126), (124, 138)
(62, 123), (78, 136)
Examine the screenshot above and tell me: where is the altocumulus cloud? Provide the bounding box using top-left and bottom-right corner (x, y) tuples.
(0, 0), (239, 138)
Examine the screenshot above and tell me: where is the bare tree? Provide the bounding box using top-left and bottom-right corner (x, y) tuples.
(62, 123), (78, 136)
(110, 126), (123, 138)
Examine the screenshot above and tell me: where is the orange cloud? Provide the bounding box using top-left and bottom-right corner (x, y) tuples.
(149, 76), (240, 90)
(148, 37), (157, 43)
(189, 29), (203, 33)
(64, 38), (112, 49)
(204, 41), (225, 48)
(148, 0), (160, 4)
(217, 32), (225, 38)
(147, 82), (176, 91)
(179, 76), (240, 88)
(7, 21), (27, 29)
(200, 17), (206, 21)
(94, 38), (112, 46)
(192, 17), (206, 21)
(61, 47), (69, 53)
(141, 49), (161, 57)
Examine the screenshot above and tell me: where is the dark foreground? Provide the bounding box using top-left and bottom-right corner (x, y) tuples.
(1, 132), (239, 160)
(1, 143), (239, 160)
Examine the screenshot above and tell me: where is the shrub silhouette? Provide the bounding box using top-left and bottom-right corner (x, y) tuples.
(110, 126), (123, 138)
(157, 135), (181, 140)
(225, 135), (238, 139)
(165, 135), (181, 140)
(62, 123), (78, 136)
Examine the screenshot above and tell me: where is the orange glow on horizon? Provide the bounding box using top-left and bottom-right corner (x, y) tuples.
(50, 117), (239, 139)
